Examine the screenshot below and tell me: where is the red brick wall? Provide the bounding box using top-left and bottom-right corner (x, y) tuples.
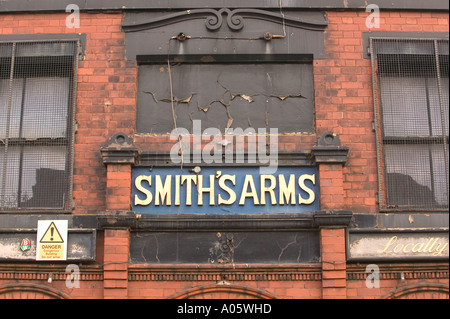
(103, 229), (129, 298)
(127, 264), (323, 299)
(0, 10), (448, 300)
(347, 264), (450, 299)
(0, 12), (136, 214)
(320, 228), (347, 299)
(316, 10), (449, 214)
(105, 164), (132, 211)
(0, 266), (104, 299)
(2, 11), (447, 215)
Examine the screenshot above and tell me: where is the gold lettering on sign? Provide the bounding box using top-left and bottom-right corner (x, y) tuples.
(155, 175), (172, 206)
(175, 175), (181, 206)
(197, 175), (215, 206)
(133, 172), (318, 208)
(239, 175), (259, 205)
(279, 174), (296, 205)
(377, 236), (449, 257)
(181, 175), (197, 206)
(298, 174), (316, 205)
(218, 174), (236, 205)
(260, 175), (277, 205)
(134, 175), (153, 206)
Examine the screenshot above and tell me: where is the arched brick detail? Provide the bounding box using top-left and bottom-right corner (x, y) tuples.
(170, 284), (278, 299)
(0, 283), (72, 299)
(381, 282), (449, 299)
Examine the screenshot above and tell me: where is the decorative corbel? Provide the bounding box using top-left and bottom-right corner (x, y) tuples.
(311, 131), (349, 165)
(100, 132), (139, 165)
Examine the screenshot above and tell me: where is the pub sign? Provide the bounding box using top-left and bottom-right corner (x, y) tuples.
(131, 167), (319, 214)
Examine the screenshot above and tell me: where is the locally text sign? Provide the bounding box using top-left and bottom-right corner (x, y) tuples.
(131, 167), (319, 214)
(348, 231), (449, 261)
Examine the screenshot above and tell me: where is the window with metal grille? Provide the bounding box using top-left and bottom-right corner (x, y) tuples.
(0, 40), (78, 211)
(370, 38), (449, 211)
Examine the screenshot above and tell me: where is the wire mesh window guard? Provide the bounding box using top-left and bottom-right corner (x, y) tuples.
(370, 38), (449, 211)
(0, 40), (78, 211)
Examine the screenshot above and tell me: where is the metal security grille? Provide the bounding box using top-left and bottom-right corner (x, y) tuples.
(0, 40), (78, 211)
(370, 38), (449, 211)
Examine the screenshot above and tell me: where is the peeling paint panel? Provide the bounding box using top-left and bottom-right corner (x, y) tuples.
(137, 62), (314, 133)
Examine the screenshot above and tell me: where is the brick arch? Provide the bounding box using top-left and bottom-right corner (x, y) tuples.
(0, 283), (72, 299)
(170, 283), (278, 299)
(381, 282), (449, 299)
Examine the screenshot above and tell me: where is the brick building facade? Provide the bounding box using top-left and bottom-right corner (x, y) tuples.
(0, 0), (448, 301)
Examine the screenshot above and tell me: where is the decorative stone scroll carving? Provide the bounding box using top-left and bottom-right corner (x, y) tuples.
(122, 8), (328, 32)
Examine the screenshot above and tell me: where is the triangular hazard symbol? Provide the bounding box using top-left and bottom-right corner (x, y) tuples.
(40, 222), (64, 243)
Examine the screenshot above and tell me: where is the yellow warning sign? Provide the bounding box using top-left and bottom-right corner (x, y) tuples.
(38, 244), (65, 260)
(40, 222), (64, 243)
(36, 220), (68, 261)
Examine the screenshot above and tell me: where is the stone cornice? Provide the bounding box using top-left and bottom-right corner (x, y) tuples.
(1, 0), (448, 13)
(128, 263), (323, 282)
(0, 264), (103, 282)
(346, 263), (449, 281)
